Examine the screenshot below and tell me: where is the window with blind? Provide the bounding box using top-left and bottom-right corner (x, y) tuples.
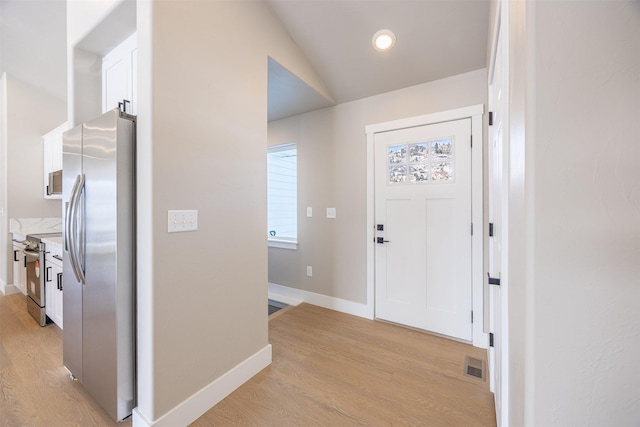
(267, 143), (297, 248)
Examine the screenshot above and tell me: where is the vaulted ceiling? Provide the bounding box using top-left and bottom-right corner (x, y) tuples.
(0, 0), (490, 121)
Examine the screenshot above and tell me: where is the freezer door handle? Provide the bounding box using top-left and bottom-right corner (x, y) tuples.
(68, 174), (86, 284)
(64, 201), (70, 253)
(67, 175), (80, 281)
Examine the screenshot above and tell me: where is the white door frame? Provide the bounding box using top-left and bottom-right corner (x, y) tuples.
(488, 0), (510, 424)
(365, 105), (486, 347)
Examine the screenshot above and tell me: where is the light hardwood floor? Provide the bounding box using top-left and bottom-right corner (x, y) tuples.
(1, 293), (495, 426)
(192, 303), (495, 426)
(0, 293), (127, 427)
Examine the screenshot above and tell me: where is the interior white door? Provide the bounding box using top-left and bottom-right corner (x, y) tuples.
(488, 14), (507, 427)
(374, 118), (472, 341)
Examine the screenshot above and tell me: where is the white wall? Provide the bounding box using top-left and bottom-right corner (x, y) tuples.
(0, 74), (6, 291)
(268, 69), (487, 304)
(0, 74), (66, 289)
(135, 1), (330, 424)
(531, 1), (640, 425)
(503, 0), (640, 425)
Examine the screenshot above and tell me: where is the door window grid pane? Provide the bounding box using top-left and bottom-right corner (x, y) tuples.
(387, 138), (454, 184)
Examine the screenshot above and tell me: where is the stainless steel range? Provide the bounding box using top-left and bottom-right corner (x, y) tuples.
(24, 232), (61, 326)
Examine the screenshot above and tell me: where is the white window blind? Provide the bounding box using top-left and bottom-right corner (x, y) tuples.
(268, 143), (297, 243)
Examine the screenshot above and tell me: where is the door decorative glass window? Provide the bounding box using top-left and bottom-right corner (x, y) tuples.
(387, 137), (454, 184)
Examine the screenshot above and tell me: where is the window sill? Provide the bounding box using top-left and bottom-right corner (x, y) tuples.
(268, 239), (298, 250)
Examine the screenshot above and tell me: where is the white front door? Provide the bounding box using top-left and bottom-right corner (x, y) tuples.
(374, 118), (473, 341)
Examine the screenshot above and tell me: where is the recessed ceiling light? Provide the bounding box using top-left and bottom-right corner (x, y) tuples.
(373, 29), (396, 51)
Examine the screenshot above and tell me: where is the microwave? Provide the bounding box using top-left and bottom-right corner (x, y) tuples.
(47, 170), (63, 196)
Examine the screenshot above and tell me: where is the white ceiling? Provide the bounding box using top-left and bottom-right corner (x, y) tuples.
(0, 0), (68, 101)
(266, 0), (489, 109)
(0, 0), (490, 120)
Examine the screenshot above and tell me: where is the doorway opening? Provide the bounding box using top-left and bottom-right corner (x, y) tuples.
(365, 105), (486, 347)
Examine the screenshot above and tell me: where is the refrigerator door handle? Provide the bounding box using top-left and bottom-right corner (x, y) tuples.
(65, 175), (79, 255)
(74, 174), (86, 284)
(77, 178), (86, 279)
(66, 175), (80, 281)
(68, 174), (86, 284)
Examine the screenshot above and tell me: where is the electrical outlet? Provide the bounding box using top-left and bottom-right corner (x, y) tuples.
(306, 266), (313, 277)
(168, 210), (198, 233)
(326, 207), (336, 218)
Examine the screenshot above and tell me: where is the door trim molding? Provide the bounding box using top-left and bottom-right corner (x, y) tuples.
(365, 104), (487, 348)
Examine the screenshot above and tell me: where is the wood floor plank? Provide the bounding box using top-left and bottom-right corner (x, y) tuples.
(1, 293), (495, 426)
(0, 293), (126, 427)
(191, 303), (496, 426)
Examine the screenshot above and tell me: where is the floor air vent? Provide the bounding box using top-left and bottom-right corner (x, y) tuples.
(268, 299), (288, 316)
(463, 356), (486, 381)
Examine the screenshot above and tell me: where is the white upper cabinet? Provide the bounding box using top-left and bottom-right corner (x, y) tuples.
(103, 33), (137, 115)
(43, 122), (69, 199)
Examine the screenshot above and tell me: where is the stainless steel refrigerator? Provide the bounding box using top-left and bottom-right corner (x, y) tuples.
(62, 108), (135, 421)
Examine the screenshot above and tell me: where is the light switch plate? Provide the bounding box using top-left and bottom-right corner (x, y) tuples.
(306, 207), (313, 217)
(326, 207), (336, 219)
(168, 210), (198, 233)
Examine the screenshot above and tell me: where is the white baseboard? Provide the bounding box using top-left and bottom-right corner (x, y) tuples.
(268, 283), (373, 320)
(0, 281), (20, 296)
(132, 344), (272, 427)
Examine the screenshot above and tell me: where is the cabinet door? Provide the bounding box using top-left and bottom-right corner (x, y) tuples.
(44, 259), (64, 328)
(53, 266), (63, 329)
(12, 247), (26, 295)
(43, 122), (69, 199)
(102, 33), (137, 115)
(19, 252), (27, 295)
(43, 139), (54, 197)
(45, 264), (55, 318)
(52, 132), (63, 171)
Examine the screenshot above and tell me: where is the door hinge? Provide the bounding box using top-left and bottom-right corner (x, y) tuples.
(489, 222), (494, 237)
(471, 223), (474, 236)
(489, 332), (495, 347)
(488, 273), (501, 286)
(489, 111), (494, 126)
(470, 135), (473, 148)
(471, 310), (474, 323)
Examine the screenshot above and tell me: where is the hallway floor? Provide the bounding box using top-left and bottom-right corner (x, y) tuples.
(192, 303), (496, 426)
(0, 293), (495, 426)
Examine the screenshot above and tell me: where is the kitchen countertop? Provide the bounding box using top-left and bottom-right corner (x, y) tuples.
(12, 233), (26, 242)
(42, 236), (62, 246)
(9, 217), (62, 235)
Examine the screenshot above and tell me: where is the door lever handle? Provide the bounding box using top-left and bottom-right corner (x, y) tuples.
(376, 237), (390, 244)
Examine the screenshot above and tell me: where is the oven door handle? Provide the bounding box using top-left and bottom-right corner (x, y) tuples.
(68, 174), (86, 284)
(23, 249), (40, 260)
